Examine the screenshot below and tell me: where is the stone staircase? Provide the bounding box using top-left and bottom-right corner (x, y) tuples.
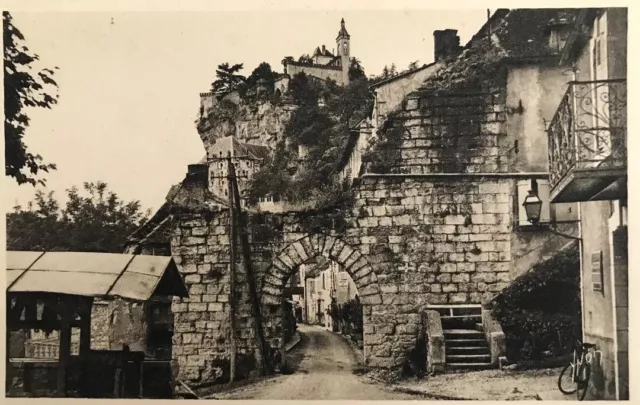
(437, 306), (494, 370)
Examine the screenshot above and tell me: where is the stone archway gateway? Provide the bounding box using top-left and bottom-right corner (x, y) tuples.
(259, 234), (382, 364)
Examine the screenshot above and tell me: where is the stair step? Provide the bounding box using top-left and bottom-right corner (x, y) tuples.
(475, 322), (484, 331)
(441, 314), (482, 319)
(447, 354), (491, 360)
(447, 362), (494, 369)
(447, 340), (489, 349)
(447, 346), (490, 352)
(443, 329), (484, 336)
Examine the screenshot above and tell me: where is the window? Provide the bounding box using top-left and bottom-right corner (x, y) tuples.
(591, 251), (604, 294)
(517, 179), (551, 226)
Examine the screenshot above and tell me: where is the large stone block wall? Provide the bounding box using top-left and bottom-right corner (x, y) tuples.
(168, 89), (579, 385)
(353, 176), (514, 306)
(392, 90), (509, 174)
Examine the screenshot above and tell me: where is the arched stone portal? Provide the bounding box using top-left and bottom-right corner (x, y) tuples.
(259, 233), (381, 365)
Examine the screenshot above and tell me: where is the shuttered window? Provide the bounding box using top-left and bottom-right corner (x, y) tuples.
(591, 251), (604, 294)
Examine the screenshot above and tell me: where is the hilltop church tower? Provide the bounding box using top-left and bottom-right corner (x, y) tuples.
(336, 18), (350, 85)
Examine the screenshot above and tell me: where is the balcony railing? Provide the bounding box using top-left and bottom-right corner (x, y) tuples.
(547, 79), (627, 202)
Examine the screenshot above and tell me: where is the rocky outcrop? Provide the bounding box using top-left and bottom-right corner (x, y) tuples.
(197, 99), (296, 156)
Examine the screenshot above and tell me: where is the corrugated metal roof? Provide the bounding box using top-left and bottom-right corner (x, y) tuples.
(6, 251), (188, 301)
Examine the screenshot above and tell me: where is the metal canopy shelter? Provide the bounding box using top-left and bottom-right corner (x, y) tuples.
(6, 251), (188, 397)
(7, 251), (188, 300)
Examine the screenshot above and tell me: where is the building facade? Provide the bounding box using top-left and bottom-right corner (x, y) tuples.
(546, 8), (627, 400)
(207, 136), (270, 206)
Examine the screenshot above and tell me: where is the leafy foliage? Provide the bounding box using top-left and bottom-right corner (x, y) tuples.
(420, 34), (508, 94)
(210, 62), (246, 98)
(4, 12), (59, 186)
(491, 245), (582, 361)
(349, 57), (365, 81)
(7, 181), (150, 253)
(297, 54), (313, 64)
(246, 72), (373, 209)
(362, 114), (404, 173)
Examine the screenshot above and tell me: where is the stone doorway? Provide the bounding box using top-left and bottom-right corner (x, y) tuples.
(259, 234), (382, 366)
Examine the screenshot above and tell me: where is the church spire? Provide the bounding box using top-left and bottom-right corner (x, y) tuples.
(337, 18), (350, 40)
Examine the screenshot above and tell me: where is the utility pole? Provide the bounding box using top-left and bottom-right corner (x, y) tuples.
(227, 152), (237, 382)
(229, 156), (268, 375)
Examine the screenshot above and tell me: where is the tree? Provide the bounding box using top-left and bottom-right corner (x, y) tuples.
(297, 54), (313, 64)
(408, 60), (420, 70)
(4, 12), (59, 186)
(6, 181), (150, 253)
(348, 57), (365, 81)
(288, 72), (321, 106)
(241, 62), (277, 97)
(211, 62), (246, 98)
(381, 65), (390, 79)
(246, 62), (276, 86)
(389, 63), (397, 77)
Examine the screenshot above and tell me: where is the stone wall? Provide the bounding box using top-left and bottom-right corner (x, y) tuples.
(371, 61), (444, 127)
(353, 176), (514, 306)
(393, 90), (509, 174)
(169, 88), (581, 385)
(286, 63), (346, 85)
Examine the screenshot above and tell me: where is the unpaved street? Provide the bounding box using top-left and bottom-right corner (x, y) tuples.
(215, 325), (416, 400)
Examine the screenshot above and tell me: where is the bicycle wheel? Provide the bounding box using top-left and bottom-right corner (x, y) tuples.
(558, 363), (577, 394)
(576, 362), (591, 401)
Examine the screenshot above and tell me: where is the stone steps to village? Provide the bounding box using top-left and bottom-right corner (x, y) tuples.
(437, 306), (494, 371)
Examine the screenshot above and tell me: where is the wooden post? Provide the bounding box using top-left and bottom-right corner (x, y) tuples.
(230, 166), (268, 375)
(78, 297), (92, 396)
(227, 152), (237, 382)
(79, 298), (92, 356)
(57, 298), (72, 397)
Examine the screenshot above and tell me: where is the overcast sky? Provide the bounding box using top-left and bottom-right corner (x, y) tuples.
(4, 8), (490, 214)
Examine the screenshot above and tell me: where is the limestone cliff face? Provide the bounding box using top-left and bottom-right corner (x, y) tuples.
(197, 97), (296, 156)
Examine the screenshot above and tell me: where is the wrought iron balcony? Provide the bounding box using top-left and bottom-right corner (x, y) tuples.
(548, 79), (627, 203)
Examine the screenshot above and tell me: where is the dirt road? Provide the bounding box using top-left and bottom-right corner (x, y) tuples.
(214, 324), (416, 400)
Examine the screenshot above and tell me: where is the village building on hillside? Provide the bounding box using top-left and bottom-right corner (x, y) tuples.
(206, 136), (270, 206)
(544, 8), (627, 400)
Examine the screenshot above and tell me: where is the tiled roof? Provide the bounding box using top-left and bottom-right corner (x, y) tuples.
(495, 8), (580, 61)
(369, 62), (438, 89)
(418, 8), (582, 93)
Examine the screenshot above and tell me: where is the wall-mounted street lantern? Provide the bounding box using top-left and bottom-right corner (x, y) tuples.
(522, 189), (543, 224)
(522, 183), (582, 241)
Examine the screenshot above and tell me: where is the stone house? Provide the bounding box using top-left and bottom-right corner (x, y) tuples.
(206, 135), (270, 206)
(545, 8), (627, 400)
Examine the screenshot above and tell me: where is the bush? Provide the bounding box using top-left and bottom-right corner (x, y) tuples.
(491, 245), (581, 361)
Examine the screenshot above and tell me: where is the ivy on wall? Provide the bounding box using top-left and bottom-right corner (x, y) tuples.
(491, 244), (581, 361)
(246, 72), (372, 215)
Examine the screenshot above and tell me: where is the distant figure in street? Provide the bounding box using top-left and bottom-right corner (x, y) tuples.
(294, 303), (303, 323)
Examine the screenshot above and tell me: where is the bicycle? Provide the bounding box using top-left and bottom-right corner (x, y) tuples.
(557, 340), (598, 401)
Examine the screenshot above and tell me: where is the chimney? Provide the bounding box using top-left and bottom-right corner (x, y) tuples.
(322, 45), (326, 54)
(186, 164), (208, 188)
(433, 29), (462, 62)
